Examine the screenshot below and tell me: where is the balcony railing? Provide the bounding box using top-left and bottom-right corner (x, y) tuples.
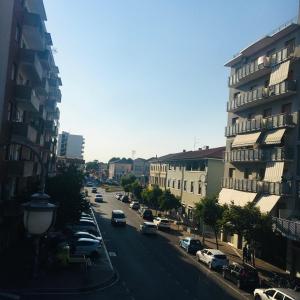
(224, 147), (294, 163)
(222, 177), (293, 196)
(228, 46), (293, 88)
(19, 48), (43, 82)
(11, 122), (37, 144)
(225, 112), (297, 137)
(272, 217), (300, 241)
(49, 87), (62, 102)
(227, 80), (297, 112)
(15, 85), (40, 112)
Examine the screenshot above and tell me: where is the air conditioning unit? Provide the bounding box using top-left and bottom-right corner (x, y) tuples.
(257, 55), (270, 67)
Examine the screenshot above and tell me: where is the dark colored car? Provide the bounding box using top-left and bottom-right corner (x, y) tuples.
(141, 209), (153, 221)
(222, 262), (260, 289)
(179, 237), (202, 254)
(121, 195), (130, 203)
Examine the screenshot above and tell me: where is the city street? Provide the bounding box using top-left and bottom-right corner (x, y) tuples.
(20, 188), (250, 300)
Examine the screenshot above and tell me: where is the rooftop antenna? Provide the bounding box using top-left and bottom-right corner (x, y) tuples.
(131, 150), (136, 160)
(193, 136), (201, 150)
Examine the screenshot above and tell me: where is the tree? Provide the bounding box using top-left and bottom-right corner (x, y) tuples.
(143, 186), (162, 212)
(85, 160), (99, 172)
(195, 196), (224, 248)
(46, 165), (87, 229)
(131, 180), (143, 200)
(108, 157), (120, 163)
(120, 174), (136, 193)
(159, 190), (180, 212)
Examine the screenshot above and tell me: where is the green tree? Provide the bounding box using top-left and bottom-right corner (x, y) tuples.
(159, 189), (180, 212)
(195, 196), (224, 248)
(85, 160), (99, 172)
(120, 174), (136, 192)
(131, 180), (143, 200)
(46, 166), (87, 229)
(143, 186), (162, 212)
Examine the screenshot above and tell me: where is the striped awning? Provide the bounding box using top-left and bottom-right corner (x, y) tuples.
(232, 132), (261, 148)
(262, 128), (285, 145)
(269, 60), (290, 86)
(264, 162), (284, 182)
(218, 188), (257, 206)
(255, 195), (280, 213)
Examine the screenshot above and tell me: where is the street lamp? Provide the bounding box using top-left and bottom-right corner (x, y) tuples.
(23, 191), (56, 277)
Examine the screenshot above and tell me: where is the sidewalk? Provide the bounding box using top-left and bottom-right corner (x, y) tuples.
(171, 223), (286, 284)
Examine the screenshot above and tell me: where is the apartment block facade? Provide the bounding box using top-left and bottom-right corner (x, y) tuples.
(219, 19), (300, 274)
(57, 131), (85, 159)
(150, 147), (225, 218)
(108, 160), (132, 181)
(0, 0), (61, 251)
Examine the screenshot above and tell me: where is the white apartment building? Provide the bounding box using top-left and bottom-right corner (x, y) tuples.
(57, 131), (85, 159)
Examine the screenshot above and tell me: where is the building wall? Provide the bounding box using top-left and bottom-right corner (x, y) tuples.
(206, 159), (224, 197)
(149, 162), (167, 189)
(109, 162), (132, 180)
(66, 134), (84, 159)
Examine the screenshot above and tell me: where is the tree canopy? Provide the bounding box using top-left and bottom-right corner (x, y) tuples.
(85, 160), (99, 171)
(159, 190), (181, 211)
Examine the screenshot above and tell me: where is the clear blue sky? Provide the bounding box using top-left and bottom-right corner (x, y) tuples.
(44, 0), (298, 162)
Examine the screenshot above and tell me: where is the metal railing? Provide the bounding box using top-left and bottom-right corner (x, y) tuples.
(224, 147), (294, 163)
(225, 112), (297, 137)
(272, 217), (300, 241)
(227, 80), (297, 112)
(222, 178), (293, 195)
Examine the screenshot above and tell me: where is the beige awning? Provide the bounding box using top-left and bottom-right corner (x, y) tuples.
(218, 188), (257, 206)
(232, 132), (261, 148)
(269, 60), (290, 86)
(255, 195), (280, 213)
(264, 162), (284, 182)
(262, 128), (285, 145)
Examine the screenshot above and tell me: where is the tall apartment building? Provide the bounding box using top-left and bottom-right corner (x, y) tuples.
(0, 0), (61, 250)
(219, 18), (300, 273)
(150, 147), (225, 218)
(57, 131), (84, 159)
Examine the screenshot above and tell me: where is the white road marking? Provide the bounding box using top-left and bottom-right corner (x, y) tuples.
(108, 251), (117, 257)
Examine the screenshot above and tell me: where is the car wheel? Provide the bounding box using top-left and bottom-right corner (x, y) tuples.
(222, 270), (226, 279)
(237, 280), (242, 289)
(197, 254), (200, 262)
(254, 295), (261, 300)
(208, 262), (213, 270)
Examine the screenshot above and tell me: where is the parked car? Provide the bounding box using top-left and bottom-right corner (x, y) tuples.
(72, 231), (102, 242)
(95, 194), (103, 203)
(153, 217), (171, 230)
(130, 201), (140, 210)
(121, 195), (130, 203)
(222, 262), (260, 289)
(140, 222), (157, 234)
(111, 210), (126, 226)
(86, 182), (93, 187)
(72, 238), (101, 258)
(196, 248), (228, 270)
(72, 219), (97, 232)
(179, 237), (202, 254)
(91, 187), (97, 193)
(141, 209), (153, 221)
(80, 216), (94, 221)
(253, 288), (300, 300)
(115, 193), (123, 199)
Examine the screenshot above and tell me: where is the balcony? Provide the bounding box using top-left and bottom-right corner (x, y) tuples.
(222, 177), (293, 196)
(5, 160), (34, 177)
(227, 80), (297, 112)
(14, 85), (40, 112)
(49, 87), (62, 102)
(225, 112), (297, 137)
(272, 217), (300, 241)
(224, 147), (294, 163)
(228, 46), (293, 88)
(19, 48), (43, 83)
(11, 122), (38, 144)
(44, 141), (54, 152)
(45, 32), (53, 46)
(22, 12), (45, 51)
(49, 76), (62, 87)
(39, 105), (47, 120)
(36, 77), (50, 96)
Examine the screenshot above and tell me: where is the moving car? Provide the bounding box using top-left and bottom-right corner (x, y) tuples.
(179, 237), (202, 254)
(111, 210), (126, 226)
(141, 209), (153, 221)
(130, 201), (140, 210)
(222, 262), (260, 289)
(140, 222), (157, 234)
(95, 194), (103, 203)
(72, 238), (101, 258)
(253, 288), (300, 300)
(72, 231), (102, 242)
(196, 248), (228, 270)
(91, 187), (97, 193)
(153, 217), (171, 230)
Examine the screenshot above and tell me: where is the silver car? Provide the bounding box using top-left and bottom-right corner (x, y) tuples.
(140, 222), (157, 234)
(73, 238), (101, 258)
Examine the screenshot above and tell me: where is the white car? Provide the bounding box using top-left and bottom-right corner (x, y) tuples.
(140, 222), (157, 234)
(72, 219), (97, 232)
(153, 217), (171, 230)
(95, 194), (103, 202)
(111, 210), (126, 226)
(115, 193), (123, 199)
(254, 288), (300, 300)
(196, 248), (229, 269)
(73, 238), (101, 258)
(73, 231), (102, 242)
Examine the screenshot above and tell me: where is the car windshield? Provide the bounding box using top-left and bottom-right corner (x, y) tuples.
(114, 213), (125, 218)
(145, 224), (156, 228)
(160, 220), (169, 223)
(214, 255), (226, 259)
(190, 240), (201, 245)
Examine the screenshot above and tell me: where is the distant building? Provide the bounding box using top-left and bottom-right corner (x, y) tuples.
(150, 147), (225, 219)
(108, 159), (132, 181)
(57, 156), (85, 172)
(57, 131), (84, 159)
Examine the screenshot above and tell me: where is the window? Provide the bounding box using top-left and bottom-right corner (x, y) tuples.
(229, 168), (235, 178)
(232, 117), (239, 126)
(244, 168), (250, 179)
(265, 290), (276, 297)
(285, 38), (295, 56)
(11, 63), (17, 81)
(167, 179), (170, 187)
(183, 180), (187, 191)
(281, 103), (292, 114)
(15, 25), (21, 43)
(263, 108), (272, 118)
(172, 180), (175, 188)
(274, 292), (284, 300)
(177, 180), (181, 189)
(190, 182), (194, 193)
(198, 183), (202, 195)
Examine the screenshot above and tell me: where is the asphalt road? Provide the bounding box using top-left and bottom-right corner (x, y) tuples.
(20, 188), (250, 300)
